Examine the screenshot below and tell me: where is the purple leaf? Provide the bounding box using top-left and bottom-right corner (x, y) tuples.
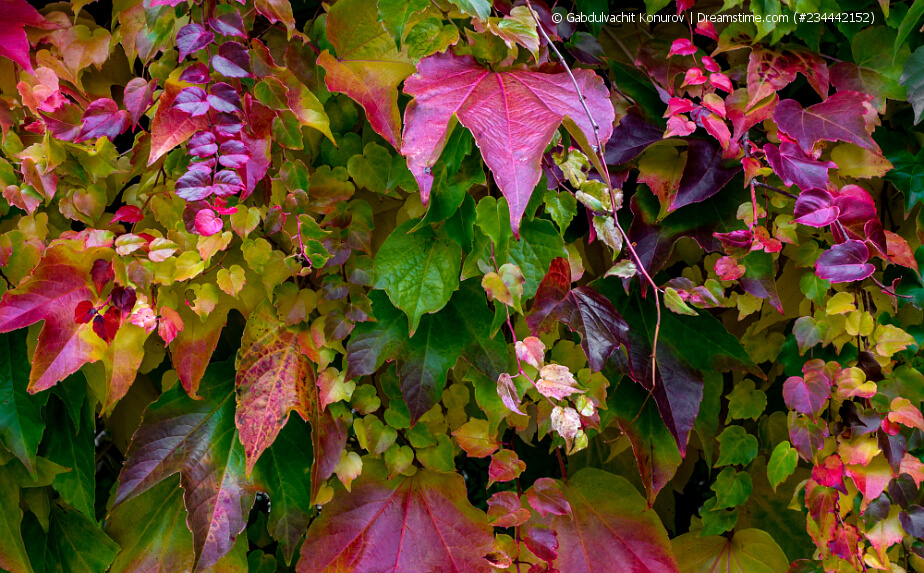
(41, 102), (83, 141)
(218, 140), (250, 168)
(794, 189), (840, 227)
(211, 41), (252, 78)
(176, 169), (213, 201)
(209, 11), (247, 38)
(177, 23), (214, 62)
(212, 113), (243, 137)
(815, 239), (875, 283)
(123, 78), (156, 130)
(900, 506), (924, 538)
(188, 132), (218, 158)
(774, 91), (879, 155)
(173, 87), (210, 116)
(671, 138), (741, 212)
(783, 372), (830, 415)
(207, 82), (242, 114)
(179, 63), (211, 84)
(76, 98), (130, 143)
(764, 142), (836, 191)
(604, 107), (665, 165)
(195, 208), (224, 236)
(212, 170), (244, 197)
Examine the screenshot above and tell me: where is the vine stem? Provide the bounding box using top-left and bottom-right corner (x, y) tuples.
(524, 0), (662, 389)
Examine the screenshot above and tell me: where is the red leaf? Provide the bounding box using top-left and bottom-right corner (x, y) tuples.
(524, 524), (559, 562)
(111, 205), (143, 224)
(783, 370), (831, 415)
(235, 302), (314, 475)
(209, 11), (247, 38)
(93, 306), (122, 344)
(74, 300), (95, 323)
(671, 138), (740, 212)
(526, 469), (678, 572)
(170, 303), (228, 397)
(76, 98), (130, 143)
(0, 0), (57, 74)
(207, 82), (242, 114)
(487, 491), (530, 528)
(188, 132), (218, 158)
(211, 41), (253, 78)
(158, 306), (184, 345)
(794, 189), (840, 227)
(122, 78), (156, 130)
(149, 80), (209, 165)
(488, 449), (526, 487)
(774, 91), (879, 155)
(527, 478), (573, 518)
(110, 286), (137, 313)
(668, 38), (697, 57)
(0, 243), (110, 392)
(402, 52), (614, 235)
(764, 142), (836, 192)
(297, 460), (494, 573)
(91, 258), (114, 294)
(173, 87), (210, 117)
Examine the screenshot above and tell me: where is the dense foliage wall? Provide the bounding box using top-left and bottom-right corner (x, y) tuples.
(3, 0), (924, 571)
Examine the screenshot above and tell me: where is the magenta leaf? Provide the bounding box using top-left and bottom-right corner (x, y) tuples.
(815, 240), (875, 283)
(188, 132), (218, 158)
(41, 103), (83, 141)
(526, 478), (573, 518)
(212, 113), (243, 137)
(123, 77), (156, 129)
(401, 51), (614, 235)
(764, 142), (836, 191)
(173, 87), (210, 117)
(671, 138), (741, 212)
(195, 208), (224, 236)
(209, 11), (247, 38)
(218, 140), (251, 168)
(212, 170), (244, 197)
(176, 169), (213, 201)
(76, 99), (130, 143)
(783, 372), (831, 415)
(180, 63), (212, 84)
(0, 0), (56, 74)
(207, 82), (242, 114)
(211, 41), (252, 79)
(794, 189), (840, 227)
(111, 205), (143, 224)
(177, 23), (214, 61)
(774, 91), (879, 154)
(833, 185), (878, 242)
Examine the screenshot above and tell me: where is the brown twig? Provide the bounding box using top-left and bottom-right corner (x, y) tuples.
(753, 180), (797, 200)
(524, 0), (662, 390)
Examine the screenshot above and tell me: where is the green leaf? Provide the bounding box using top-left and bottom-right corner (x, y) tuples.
(35, 503), (120, 573)
(699, 497), (738, 536)
(900, 46), (924, 125)
(544, 190), (577, 234)
(474, 195), (512, 251)
(672, 529), (790, 572)
(415, 152), (485, 229)
(0, 459), (32, 573)
(377, 0), (429, 45)
(895, 0), (924, 63)
(272, 111), (304, 150)
(447, 0), (491, 20)
(253, 418), (313, 565)
(43, 397), (95, 520)
(0, 332), (47, 477)
(694, 372), (723, 467)
(715, 425), (759, 467)
(767, 441), (799, 492)
(406, 17), (460, 60)
(507, 217), (567, 299)
(799, 273), (830, 305)
(347, 142), (393, 194)
(711, 467), (753, 509)
(725, 379), (767, 422)
(374, 218), (462, 335)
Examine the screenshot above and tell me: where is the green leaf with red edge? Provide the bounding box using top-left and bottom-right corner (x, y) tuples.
(106, 476), (196, 573)
(318, 0), (415, 148)
(525, 468), (678, 572)
(830, 26), (909, 113)
(235, 301), (313, 475)
(113, 360), (254, 572)
(0, 242), (111, 393)
(606, 375), (682, 506)
(0, 331), (48, 477)
(148, 80), (209, 166)
(401, 51), (614, 235)
(297, 459), (494, 573)
(671, 529), (790, 573)
(255, 0), (296, 36)
(774, 91), (880, 155)
(252, 416), (313, 565)
(740, 250), (784, 313)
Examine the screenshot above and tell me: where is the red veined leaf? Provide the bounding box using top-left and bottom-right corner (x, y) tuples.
(209, 11), (247, 38)
(235, 301), (314, 475)
(188, 131), (218, 158)
(90, 258), (114, 293)
(176, 169), (213, 201)
(40, 101), (83, 141)
(527, 478), (573, 518)
(774, 91), (879, 154)
(212, 112), (243, 137)
(75, 98), (130, 143)
(218, 140), (250, 168)
(113, 360), (254, 572)
(297, 459), (494, 573)
(525, 469), (679, 572)
(179, 63), (211, 84)
(815, 240), (876, 283)
(211, 41), (253, 79)
(317, 0), (414, 148)
(487, 491), (530, 527)
(212, 170), (244, 197)
(0, 0), (57, 74)
(158, 306), (183, 345)
(764, 142), (836, 191)
(149, 80), (209, 165)
(0, 243), (110, 392)
(177, 23), (214, 62)
(794, 189), (840, 227)
(111, 205), (144, 224)
(747, 46), (829, 108)
(207, 82), (242, 114)
(170, 302), (228, 397)
(402, 51), (613, 235)
(122, 77), (156, 130)
(524, 523), (559, 562)
(488, 449), (526, 487)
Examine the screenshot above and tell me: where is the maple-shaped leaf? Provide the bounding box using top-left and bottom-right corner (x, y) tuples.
(113, 360), (255, 572)
(318, 0), (415, 148)
(672, 528), (790, 572)
(0, 0), (57, 74)
(402, 51), (614, 235)
(525, 469), (678, 572)
(774, 91), (879, 155)
(297, 459), (493, 572)
(235, 301), (313, 475)
(527, 257), (630, 372)
(0, 242), (111, 393)
(148, 80), (209, 166)
(764, 142), (836, 191)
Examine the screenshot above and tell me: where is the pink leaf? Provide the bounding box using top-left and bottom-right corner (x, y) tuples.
(774, 91), (879, 154)
(111, 205), (144, 224)
(194, 208), (224, 236)
(764, 142), (836, 192)
(123, 78), (156, 130)
(794, 189), (840, 227)
(76, 98), (130, 143)
(401, 52), (614, 236)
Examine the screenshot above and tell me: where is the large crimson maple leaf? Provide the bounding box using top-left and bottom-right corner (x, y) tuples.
(401, 52), (614, 235)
